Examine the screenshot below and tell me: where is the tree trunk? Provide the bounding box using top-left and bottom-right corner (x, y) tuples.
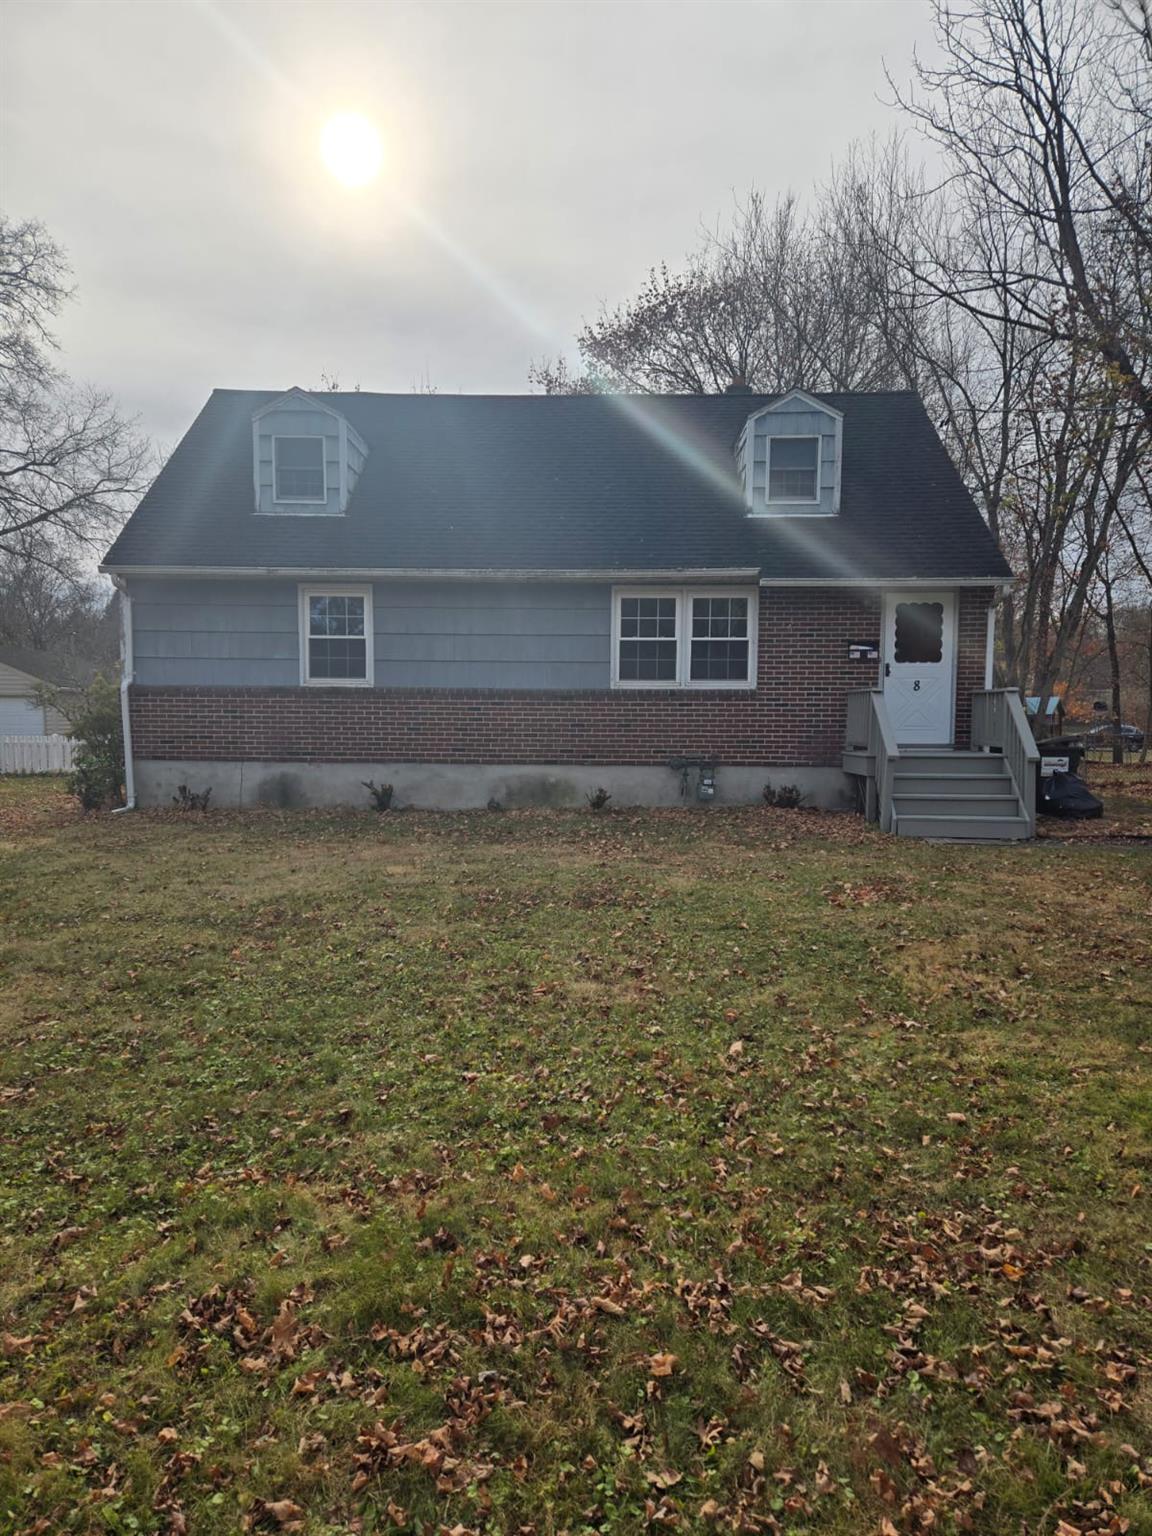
(1103, 576), (1124, 765)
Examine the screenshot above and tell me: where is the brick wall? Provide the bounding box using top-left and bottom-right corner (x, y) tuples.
(130, 587), (994, 768)
(955, 587), (994, 747)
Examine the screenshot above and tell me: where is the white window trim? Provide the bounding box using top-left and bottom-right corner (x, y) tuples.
(611, 586), (758, 690)
(298, 584), (374, 687)
(764, 434), (821, 508)
(274, 436), (328, 505)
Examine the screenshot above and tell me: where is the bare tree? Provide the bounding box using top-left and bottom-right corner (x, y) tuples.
(0, 215), (148, 576)
(527, 356), (608, 395)
(532, 188), (921, 397)
(1107, 0), (1152, 65)
(0, 544), (118, 660)
(864, 3), (1151, 707)
(893, 0), (1152, 432)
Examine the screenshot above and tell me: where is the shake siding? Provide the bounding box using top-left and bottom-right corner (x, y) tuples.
(131, 578), (613, 690)
(747, 398), (840, 515)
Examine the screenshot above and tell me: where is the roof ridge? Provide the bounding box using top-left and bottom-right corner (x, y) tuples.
(207, 387), (923, 402)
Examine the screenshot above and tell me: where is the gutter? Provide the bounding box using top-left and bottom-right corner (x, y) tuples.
(98, 563), (1013, 590)
(758, 576), (1015, 589)
(98, 564), (762, 582)
(110, 576), (136, 812)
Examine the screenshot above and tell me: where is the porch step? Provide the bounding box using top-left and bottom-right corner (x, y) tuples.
(893, 793), (1022, 818)
(892, 771), (1015, 796)
(894, 812), (1032, 841)
(897, 751), (1007, 774)
(843, 693), (1038, 841)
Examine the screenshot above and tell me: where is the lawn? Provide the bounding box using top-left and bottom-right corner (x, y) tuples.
(1, 778), (1150, 1536)
(1040, 763), (1152, 840)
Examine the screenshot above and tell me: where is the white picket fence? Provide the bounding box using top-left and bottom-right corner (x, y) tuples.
(0, 734), (77, 774)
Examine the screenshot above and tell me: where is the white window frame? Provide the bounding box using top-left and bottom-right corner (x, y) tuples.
(611, 586), (758, 690)
(298, 584), (374, 687)
(274, 435), (328, 505)
(765, 434), (821, 507)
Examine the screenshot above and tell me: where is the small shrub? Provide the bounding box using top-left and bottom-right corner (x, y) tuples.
(486, 796), (504, 812)
(763, 781), (804, 809)
(586, 786), (612, 812)
(173, 784), (212, 812)
(362, 779), (394, 812)
(65, 675), (124, 811)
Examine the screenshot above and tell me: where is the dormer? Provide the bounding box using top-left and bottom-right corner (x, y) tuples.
(735, 389), (843, 517)
(252, 388), (367, 515)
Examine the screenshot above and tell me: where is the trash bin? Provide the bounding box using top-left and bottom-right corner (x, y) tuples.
(1037, 736), (1084, 777)
(1036, 737), (1101, 819)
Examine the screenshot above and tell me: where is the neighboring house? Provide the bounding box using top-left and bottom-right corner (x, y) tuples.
(0, 645), (95, 736)
(1025, 693), (1065, 736)
(101, 386), (1037, 837)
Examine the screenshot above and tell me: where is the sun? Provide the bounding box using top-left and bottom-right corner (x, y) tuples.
(320, 113), (383, 189)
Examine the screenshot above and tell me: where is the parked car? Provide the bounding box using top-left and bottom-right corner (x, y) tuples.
(1078, 722), (1145, 752)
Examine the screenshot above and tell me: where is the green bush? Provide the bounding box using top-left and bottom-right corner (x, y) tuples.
(65, 675), (125, 811)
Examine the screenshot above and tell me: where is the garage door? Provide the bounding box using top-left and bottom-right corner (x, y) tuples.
(0, 697), (45, 735)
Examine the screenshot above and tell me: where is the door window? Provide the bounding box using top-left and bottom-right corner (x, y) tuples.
(893, 602), (944, 664)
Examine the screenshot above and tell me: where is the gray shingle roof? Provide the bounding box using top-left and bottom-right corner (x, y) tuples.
(102, 389), (1011, 581)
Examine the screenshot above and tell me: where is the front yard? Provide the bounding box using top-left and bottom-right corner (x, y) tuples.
(1, 778), (1150, 1536)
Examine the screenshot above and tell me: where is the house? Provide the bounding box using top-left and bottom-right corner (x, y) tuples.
(101, 386), (1037, 837)
(1025, 692), (1066, 736)
(0, 645), (94, 737)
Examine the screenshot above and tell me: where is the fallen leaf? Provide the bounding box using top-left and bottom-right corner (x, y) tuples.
(261, 1499), (305, 1530)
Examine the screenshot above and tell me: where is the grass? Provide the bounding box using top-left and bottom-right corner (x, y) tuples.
(0, 775), (1150, 1536)
(1040, 761), (1152, 839)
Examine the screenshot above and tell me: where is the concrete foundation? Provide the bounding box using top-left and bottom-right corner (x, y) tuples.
(134, 759), (856, 812)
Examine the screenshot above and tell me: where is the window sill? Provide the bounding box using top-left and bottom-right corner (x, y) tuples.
(301, 677), (374, 688)
(611, 681), (757, 692)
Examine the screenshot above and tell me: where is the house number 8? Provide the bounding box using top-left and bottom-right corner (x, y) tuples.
(913, 680), (921, 690)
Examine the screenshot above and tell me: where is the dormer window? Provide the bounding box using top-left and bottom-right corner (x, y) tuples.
(767, 436), (819, 502)
(253, 390), (367, 515)
(736, 390), (842, 517)
(274, 436), (326, 502)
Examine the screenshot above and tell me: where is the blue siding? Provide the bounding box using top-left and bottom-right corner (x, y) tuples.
(747, 396), (840, 515)
(131, 578), (612, 689)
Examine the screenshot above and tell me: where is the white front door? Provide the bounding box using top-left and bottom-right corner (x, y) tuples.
(881, 591), (956, 746)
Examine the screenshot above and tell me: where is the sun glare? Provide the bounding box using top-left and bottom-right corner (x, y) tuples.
(320, 112), (383, 188)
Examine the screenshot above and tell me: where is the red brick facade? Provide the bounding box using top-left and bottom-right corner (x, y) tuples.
(954, 587), (993, 748)
(130, 588), (995, 768)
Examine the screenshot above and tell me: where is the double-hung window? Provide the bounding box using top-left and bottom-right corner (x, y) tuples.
(300, 587), (373, 685)
(274, 436), (326, 502)
(766, 436), (819, 503)
(690, 595), (751, 681)
(617, 594), (680, 682)
(613, 589), (756, 688)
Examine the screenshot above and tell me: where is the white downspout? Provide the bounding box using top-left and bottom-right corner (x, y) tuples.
(111, 576), (136, 812)
(984, 601), (997, 690)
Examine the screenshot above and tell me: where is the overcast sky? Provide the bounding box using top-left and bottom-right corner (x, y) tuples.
(3, 0), (936, 450)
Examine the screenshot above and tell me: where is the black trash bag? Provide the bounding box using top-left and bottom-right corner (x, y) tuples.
(1039, 770), (1103, 819)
